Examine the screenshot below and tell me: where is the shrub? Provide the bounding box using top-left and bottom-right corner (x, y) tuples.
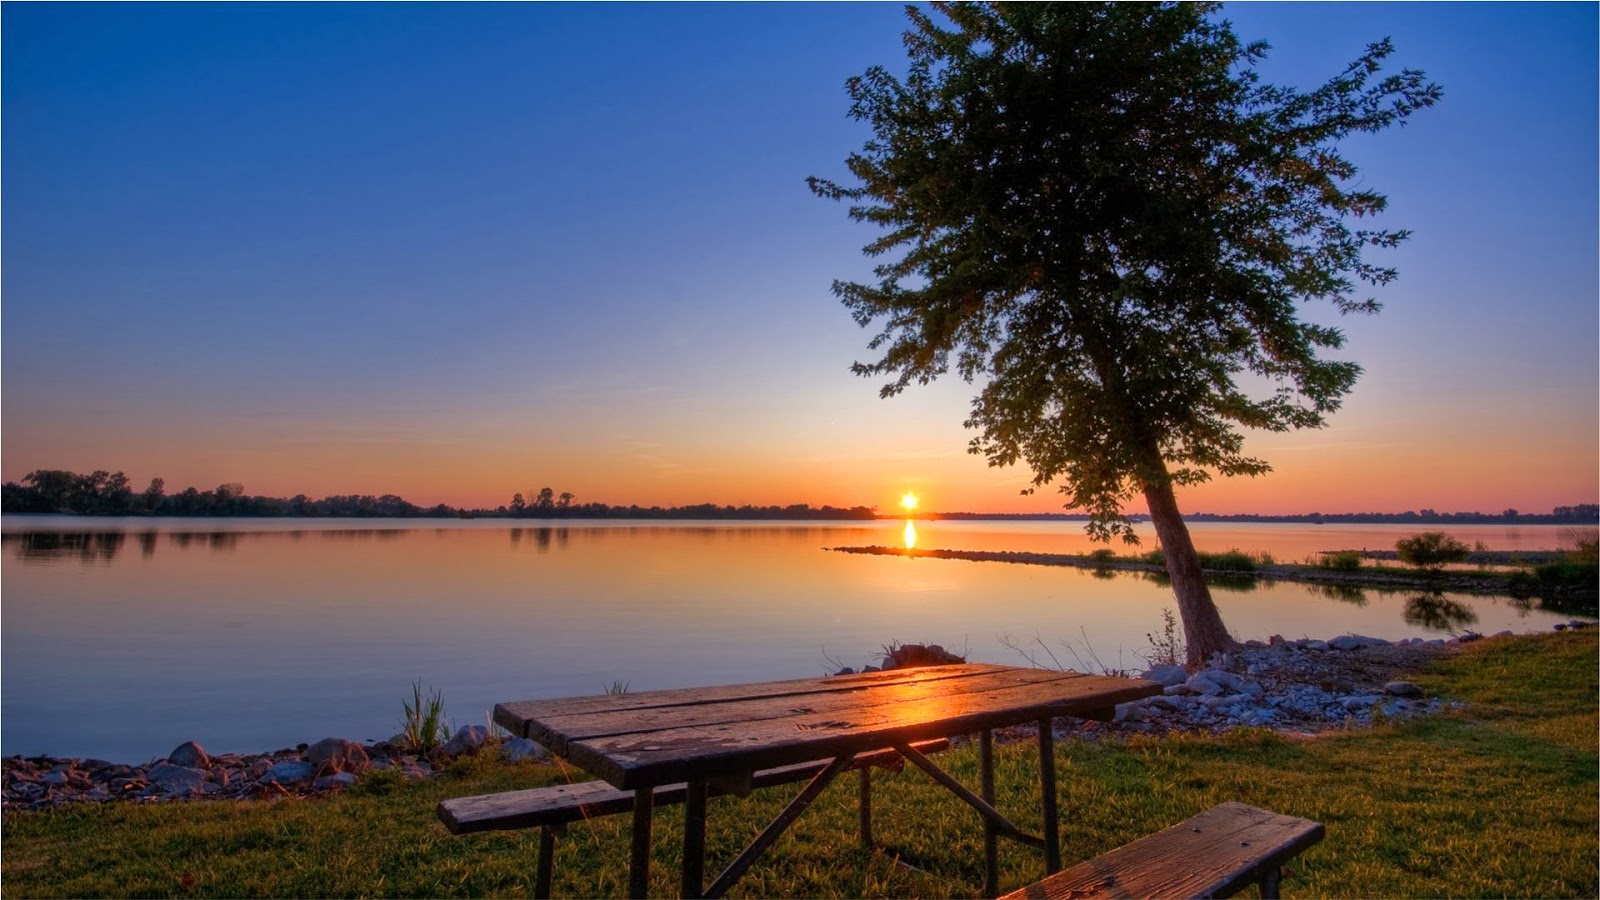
(1319, 550), (1362, 572)
(1197, 549), (1257, 572)
(1395, 532), (1470, 571)
(1143, 548), (1166, 566)
(1089, 548), (1117, 564)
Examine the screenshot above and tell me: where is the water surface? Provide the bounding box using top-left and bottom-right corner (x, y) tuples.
(0, 517), (1579, 762)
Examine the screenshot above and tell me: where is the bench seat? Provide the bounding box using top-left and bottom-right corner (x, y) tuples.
(1000, 802), (1324, 900)
(438, 740), (947, 834)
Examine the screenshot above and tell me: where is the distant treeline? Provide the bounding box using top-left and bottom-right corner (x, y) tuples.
(0, 469), (876, 520)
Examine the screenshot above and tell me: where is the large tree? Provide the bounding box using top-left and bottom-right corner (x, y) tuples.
(810, 2), (1440, 664)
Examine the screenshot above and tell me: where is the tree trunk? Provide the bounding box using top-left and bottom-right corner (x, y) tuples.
(1141, 472), (1236, 668)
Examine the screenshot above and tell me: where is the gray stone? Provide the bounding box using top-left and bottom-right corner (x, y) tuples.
(146, 763), (208, 794)
(1200, 670), (1247, 693)
(501, 737), (548, 762)
(1185, 673), (1227, 696)
(1163, 684), (1194, 696)
(1493, 631), (1513, 639)
(861, 665), (881, 673)
(1302, 640), (1330, 652)
(1567, 620), (1593, 630)
(1328, 634), (1387, 651)
(1142, 664), (1189, 687)
(1341, 696), (1381, 711)
(262, 760), (315, 783)
(443, 725), (489, 757)
(1384, 681), (1424, 698)
(41, 770), (70, 785)
(306, 738), (369, 774)
(1456, 631), (1482, 643)
(168, 741), (210, 768)
(313, 772), (358, 790)
(1113, 702), (1142, 722)
(835, 667), (855, 675)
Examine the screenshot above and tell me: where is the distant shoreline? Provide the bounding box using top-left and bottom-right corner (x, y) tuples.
(3, 511), (1596, 526)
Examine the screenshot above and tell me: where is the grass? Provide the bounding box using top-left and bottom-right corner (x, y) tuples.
(400, 680), (450, 756)
(4, 632), (1596, 898)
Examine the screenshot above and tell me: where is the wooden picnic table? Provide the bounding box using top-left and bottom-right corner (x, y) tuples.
(494, 663), (1161, 899)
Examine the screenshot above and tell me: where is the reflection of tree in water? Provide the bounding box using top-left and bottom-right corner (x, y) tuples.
(1403, 591), (1478, 632)
(509, 528), (571, 552)
(1308, 582), (1369, 606)
(3, 531), (126, 564)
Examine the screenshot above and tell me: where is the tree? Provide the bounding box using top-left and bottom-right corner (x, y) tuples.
(1395, 532), (1470, 572)
(510, 492), (527, 516)
(810, 2), (1440, 664)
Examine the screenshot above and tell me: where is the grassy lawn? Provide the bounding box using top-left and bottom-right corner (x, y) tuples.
(4, 631), (1595, 898)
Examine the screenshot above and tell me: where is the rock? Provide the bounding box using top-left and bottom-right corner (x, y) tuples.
(1567, 620), (1593, 630)
(168, 741), (210, 768)
(1302, 640), (1330, 652)
(1328, 634), (1387, 651)
(861, 665), (880, 673)
(145, 763), (208, 794)
(1384, 681), (1424, 698)
(1341, 696), (1381, 711)
(1113, 702), (1141, 722)
(1185, 673), (1227, 696)
(1142, 664), (1189, 687)
(1456, 631), (1482, 643)
(501, 737), (547, 762)
(1554, 623), (1568, 631)
(306, 738), (369, 775)
(313, 772), (358, 790)
(1200, 670), (1247, 693)
(1267, 634), (1286, 646)
(262, 760), (316, 783)
(444, 725), (489, 757)
(1493, 630), (1513, 639)
(41, 770), (70, 785)
(835, 667), (855, 675)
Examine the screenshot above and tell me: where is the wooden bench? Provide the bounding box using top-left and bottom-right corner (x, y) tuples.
(438, 739), (949, 898)
(999, 803), (1324, 900)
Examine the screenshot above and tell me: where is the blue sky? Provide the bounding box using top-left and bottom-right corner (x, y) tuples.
(3, 2), (1595, 514)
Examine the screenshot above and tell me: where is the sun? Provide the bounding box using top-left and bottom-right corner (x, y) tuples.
(900, 491), (920, 512)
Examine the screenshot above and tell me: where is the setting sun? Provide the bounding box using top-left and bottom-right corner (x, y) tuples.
(900, 491), (920, 512)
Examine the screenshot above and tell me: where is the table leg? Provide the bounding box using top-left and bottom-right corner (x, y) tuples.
(980, 729), (999, 897)
(535, 827), (556, 899)
(1038, 717), (1061, 873)
(683, 779), (708, 899)
(630, 787), (653, 899)
(858, 767), (873, 849)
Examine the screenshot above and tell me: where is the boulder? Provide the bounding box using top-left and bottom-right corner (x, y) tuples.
(262, 760), (316, 783)
(1384, 681), (1424, 698)
(1302, 640), (1330, 652)
(313, 772), (358, 790)
(306, 738), (369, 775)
(1141, 664), (1188, 687)
(168, 741), (210, 769)
(1328, 634), (1387, 651)
(501, 737), (547, 762)
(443, 725), (489, 757)
(145, 763), (208, 794)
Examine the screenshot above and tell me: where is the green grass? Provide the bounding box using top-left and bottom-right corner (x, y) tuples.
(5, 632), (1596, 898)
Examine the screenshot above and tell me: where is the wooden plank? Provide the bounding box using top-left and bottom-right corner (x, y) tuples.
(496, 663), (1012, 727)
(565, 674), (1160, 788)
(525, 667), (1085, 750)
(437, 741), (948, 834)
(998, 803), (1325, 900)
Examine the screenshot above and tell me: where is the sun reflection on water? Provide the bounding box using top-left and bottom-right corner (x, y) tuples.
(903, 519), (917, 550)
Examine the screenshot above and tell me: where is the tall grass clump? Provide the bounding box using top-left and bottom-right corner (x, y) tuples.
(1196, 549), (1257, 572)
(1319, 550), (1362, 572)
(401, 680), (449, 755)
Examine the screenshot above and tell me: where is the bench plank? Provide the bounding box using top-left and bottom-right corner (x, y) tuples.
(999, 803), (1324, 900)
(438, 741), (946, 835)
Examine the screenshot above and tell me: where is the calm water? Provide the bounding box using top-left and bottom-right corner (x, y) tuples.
(0, 516), (1581, 762)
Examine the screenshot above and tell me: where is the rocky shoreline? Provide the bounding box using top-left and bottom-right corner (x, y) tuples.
(5, 622), (1592, 814)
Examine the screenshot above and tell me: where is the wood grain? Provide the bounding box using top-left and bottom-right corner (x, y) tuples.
(998, 802), (1325, 899)
(542, 670), (1160, 788)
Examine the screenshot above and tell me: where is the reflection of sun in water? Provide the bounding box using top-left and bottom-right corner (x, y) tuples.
(903, 519), (917, 549)
(900, 492), (920, 512)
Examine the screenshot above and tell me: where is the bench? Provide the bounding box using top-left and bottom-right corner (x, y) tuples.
(438, 739), (949, 898)
(1000, 802), (1324, 900)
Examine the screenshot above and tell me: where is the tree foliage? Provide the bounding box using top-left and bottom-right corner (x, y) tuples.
(811, 1), (1439, 663)
(1395, 531), (1471, 571)
(811, 1), (1440, 538)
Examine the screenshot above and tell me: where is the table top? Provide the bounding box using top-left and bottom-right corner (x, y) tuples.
(494, 663), (1161, 790)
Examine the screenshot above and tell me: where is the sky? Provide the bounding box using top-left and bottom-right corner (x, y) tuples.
(2, 2), (1596, 516)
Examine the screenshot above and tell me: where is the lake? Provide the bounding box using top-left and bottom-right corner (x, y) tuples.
(0, 516), (1582, 763)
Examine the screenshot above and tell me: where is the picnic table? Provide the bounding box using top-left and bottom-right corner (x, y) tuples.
(493, 662), (1161, 898)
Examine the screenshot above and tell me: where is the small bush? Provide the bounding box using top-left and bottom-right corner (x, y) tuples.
(1143, 548), (1166, 566)
(1395, 532), (1470, 571)
(1197, 549), (1257, 572)
(1319, 550), (1362, 572)
(1561, 527), (1599, 565)
(1536, 561), (1599, 591)
(1143, 608), (1184, 667)
(1089, 548), (1116, 564)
